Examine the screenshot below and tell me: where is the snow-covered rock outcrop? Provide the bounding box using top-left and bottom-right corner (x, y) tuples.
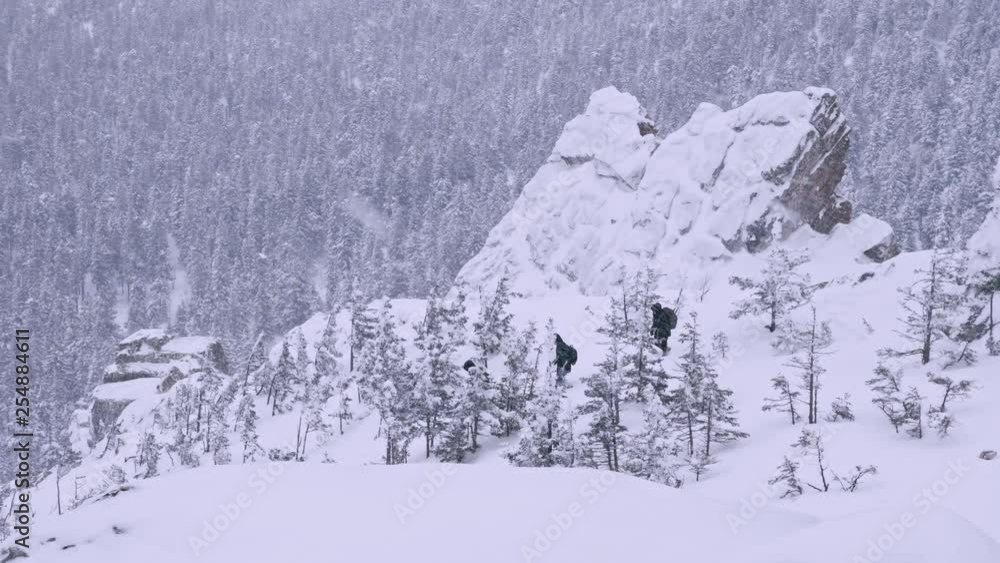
(456, 86), (897, 296)
(70, 329), (229, 452)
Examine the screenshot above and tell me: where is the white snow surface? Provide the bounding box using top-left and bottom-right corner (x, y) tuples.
(455, 86), (889, 297)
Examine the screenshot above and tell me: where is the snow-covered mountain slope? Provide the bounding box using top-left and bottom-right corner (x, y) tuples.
(21, 461), (1000, 563)
(455, 86), (896, 297)
(12, 87), (1000, 563)
(19, 245), (1000, 563)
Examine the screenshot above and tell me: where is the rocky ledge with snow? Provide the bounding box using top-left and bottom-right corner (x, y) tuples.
(456, 86), (897, 297)
(70, 330), (229, 453)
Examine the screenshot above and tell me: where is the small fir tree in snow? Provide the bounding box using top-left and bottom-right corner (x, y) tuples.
(580, 305), (629, 472)
(903, 387), (925, 439)
(711, 331), (730, 360)
(825, 393), (855, 422)
(768, 456), (804, 498)
(832, 465), (878, 493)
(784, 306), (832, 424)
(668, 313), (747, 458)
(622, 400), (683, 487)
(494, 323), (539, 437)
(729, 249), (813, 333)
(507, 366), (577, 468)
(348, 288), (377, 373)
(762, 375), (801, 425)
(237, 394), (263, 462)
(866, 364), (908, 433)
(926, 372), (974, 412)
(138, 432), (161, 478)
(687, 450), (717, 482)
(884, 250), (969, 365)
(472, 274), (514, 368)
(617, 268), (669, 402)
(268, 341), (296, 415)
(791, 428), (830, 492)
(701, 374), (748, 456)
(314, 313), (353, 435)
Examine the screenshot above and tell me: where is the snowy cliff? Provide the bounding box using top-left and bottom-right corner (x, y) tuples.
(68, 330), (229, 457)
(455, 86), (896, 297)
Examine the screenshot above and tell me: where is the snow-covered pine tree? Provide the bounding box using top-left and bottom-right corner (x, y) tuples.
(359, 301), (419, 465)
(886, 250), (969, 365)
(791, 428), (830, 492)
(295, 340), (333, 461)
(866, 364), (907, 432)
(315, 313), (353, 435)
(268, 341), (295, 415)
(206, 379), (236, 462)
(702, 367), (748, 456)
(927, 372), (974, 412)
(624, 268), (670, 401)
(687, 450), (717, 482)
(458, 361), (500, 453)
(138, 432), (161, 478)
(926, 372), (974, 438)
(768, 456), (804, 498)
(903, 387), (925, 439)
(348, 288), (377, 373)
(825, 394), (855, 422)
(622, 399), (683, 487)
(762, 375), (801, 425)
(238, 332), (267, 393)
(729, 249), (813, 333)
(237, 393), (263, 462)
(667, 313), (715, 457)
(784, 306), (833, 424)
(472, 274), (514, 368)
(506, 365), (577, 468)
(580, 305), (628, 472)
(414, 295), (465, 458)
(711, 331), (730, 360)
(495, 323), (539, 437)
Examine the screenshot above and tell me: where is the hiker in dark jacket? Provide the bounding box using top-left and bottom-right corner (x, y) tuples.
(650, 303), (678, 353)
(554, 333), (577, 382)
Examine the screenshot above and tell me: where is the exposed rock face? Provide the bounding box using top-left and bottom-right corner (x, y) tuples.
(455, 86), (895, 296)
(77, 330), (229, 445)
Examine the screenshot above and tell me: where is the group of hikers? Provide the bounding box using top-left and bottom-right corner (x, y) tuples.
(463, 303), (678, 382)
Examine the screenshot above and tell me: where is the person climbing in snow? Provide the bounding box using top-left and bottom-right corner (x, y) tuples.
(554, 334), (577, 382)
(650, 303), (678, 354)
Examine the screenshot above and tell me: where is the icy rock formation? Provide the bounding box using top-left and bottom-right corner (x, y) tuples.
(456, 86), (897, 296)
(73, 329), (229, 449)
